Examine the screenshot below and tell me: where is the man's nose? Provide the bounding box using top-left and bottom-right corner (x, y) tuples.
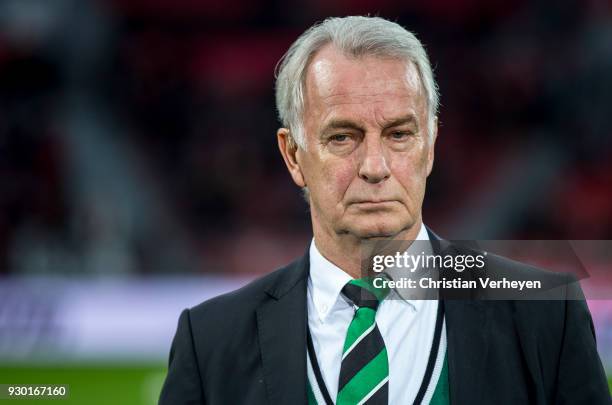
(358, 138), (391, 183)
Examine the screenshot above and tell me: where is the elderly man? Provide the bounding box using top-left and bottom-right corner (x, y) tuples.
(159, 16), (610, 404)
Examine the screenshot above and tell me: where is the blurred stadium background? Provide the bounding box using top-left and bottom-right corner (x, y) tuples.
(0, 0), (610, 403)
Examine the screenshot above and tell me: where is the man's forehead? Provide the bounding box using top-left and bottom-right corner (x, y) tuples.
(304, 46), (424, 113)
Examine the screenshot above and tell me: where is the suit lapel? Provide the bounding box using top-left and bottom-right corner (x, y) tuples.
(428, 227), (492, 404)
(256, 251), (310, 404)
(445, 300), (492, 404)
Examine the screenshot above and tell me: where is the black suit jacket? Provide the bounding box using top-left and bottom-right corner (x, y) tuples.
(159, 235), (611, 404)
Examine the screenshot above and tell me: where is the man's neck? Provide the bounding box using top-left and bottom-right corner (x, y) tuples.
(312, 221), (423, 279)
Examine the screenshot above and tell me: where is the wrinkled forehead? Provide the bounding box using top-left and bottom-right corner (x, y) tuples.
(303, 44), (425, 108)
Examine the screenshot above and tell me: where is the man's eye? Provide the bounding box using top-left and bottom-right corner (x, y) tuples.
(390, 131), (410, 140)
(330, 134), (350, 142)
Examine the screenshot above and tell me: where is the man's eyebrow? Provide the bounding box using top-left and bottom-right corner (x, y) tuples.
(383, 114), (419, 130)
(320, 115), (419, 134)
(320, 119), (366, 133)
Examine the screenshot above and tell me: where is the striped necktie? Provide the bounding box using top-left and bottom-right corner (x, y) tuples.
(337, 278), (390, 405)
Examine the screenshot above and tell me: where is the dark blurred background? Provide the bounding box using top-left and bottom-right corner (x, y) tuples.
(1, 0), (611, 277)
(0, 1), (611, 402)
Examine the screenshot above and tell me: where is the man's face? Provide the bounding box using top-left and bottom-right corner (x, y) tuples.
(282, 45), (437, 240)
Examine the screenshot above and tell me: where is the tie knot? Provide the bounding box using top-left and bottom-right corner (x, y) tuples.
(341, 277), (390, 310)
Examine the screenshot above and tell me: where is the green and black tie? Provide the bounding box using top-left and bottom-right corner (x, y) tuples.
(336, 278), (390, 405)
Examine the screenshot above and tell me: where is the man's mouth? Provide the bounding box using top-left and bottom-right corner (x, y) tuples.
(350, 200), (398, 208)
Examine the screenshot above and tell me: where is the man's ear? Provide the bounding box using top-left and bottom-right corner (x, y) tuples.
(277, 128), (306, 187)
(426, 117), (438, 177)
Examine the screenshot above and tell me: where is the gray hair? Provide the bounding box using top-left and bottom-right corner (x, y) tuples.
(275, 16), (440, 149)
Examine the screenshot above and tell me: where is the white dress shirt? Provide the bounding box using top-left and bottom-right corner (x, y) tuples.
(306, 223), (446, 404)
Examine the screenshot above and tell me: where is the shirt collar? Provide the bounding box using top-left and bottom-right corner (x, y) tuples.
(308, 240), (352, 322)
(384, 222), (432, 309)
(308, 223), (431, 322)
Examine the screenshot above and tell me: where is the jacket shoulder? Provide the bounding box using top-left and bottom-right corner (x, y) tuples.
(484, 250), (572, 283)
(188, 254), (308, 326)
(448, 242), (578, 295)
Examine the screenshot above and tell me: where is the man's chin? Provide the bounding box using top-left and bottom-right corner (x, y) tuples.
(343, 223), (411, 240)
(335, 211), (416, 240)
(356, 231), (399, 240)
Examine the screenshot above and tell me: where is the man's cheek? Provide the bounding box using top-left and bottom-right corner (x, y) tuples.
(398, 149), (430, 177)
(329, 167), (355, 192)
(322, 157), (353, 178)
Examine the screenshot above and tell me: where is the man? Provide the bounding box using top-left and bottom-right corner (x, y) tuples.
(159, 16), (610, 404)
